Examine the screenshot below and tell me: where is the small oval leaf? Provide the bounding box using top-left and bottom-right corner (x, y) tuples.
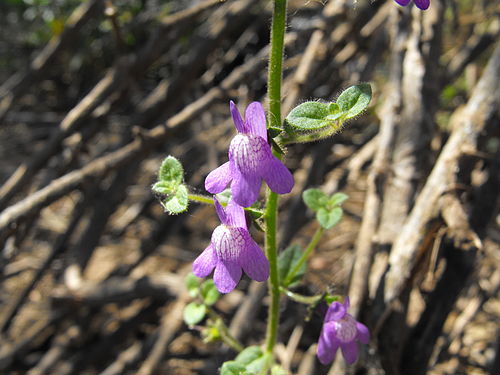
(183, 302), (206, 326)
(235, 346), (263, 365)
(185, 273), (200, 297)
(162, 184), (189, 214)
(220, 361), (250, 375)
(303, 189), (328, 212)
(329, 192), (349, 207)
(201, 280), (220, 306)
(285, 101), (330, 132)
(317, 207), (343, 229)
(159, 156), (184, 186)
(336, 83), (372, 120)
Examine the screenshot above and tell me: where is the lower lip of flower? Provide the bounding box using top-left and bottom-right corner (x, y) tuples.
(212, 225), (246, 260)
(334, 315), (357, 342)
(229, 134), (268, 173)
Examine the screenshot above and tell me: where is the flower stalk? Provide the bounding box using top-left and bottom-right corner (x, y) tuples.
(264, 0), (287, 355)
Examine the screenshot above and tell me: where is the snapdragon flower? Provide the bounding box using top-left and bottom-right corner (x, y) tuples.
(205, 101), (294, 207)
(394, 0), (430, 10)
(192, 198), (269, 293)
(317, 297), (370, 365)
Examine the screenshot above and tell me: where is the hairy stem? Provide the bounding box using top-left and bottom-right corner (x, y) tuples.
(264, 0), (287, 356)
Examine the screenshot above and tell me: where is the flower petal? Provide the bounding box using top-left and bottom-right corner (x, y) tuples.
(344, 296), (350, 310)
(394, 0), (411, 5)
(340, 341), (359, 364)
(245, 102), (267, 141)
(231, 169), (261, 207)
(325, 301), (347, 322)
(356, 322), (370, 344)
(213, 260), (242, 293)
(230, 101), (247, 133)
(414, 0), (429, 10)
(192, 244), (217, 278)
(214, 198), (228, 225)
(225, 199), (247, 228)
(261, 156), (294, 194)
(317, 323), (340, 365)
(240, 239), (269, 282)
(205, 162), (232, 194)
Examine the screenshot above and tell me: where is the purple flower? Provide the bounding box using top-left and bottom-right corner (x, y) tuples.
(317, 297), (370, 365)
(394, 0), (430, 10)
(192, 198), (269, 293)
(205, 101), (294, 207)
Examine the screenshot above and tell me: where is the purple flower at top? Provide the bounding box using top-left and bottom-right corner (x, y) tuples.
(317, 297), (370, 365)
(394, 0), (430, 10)
(192, 198), (269, 293)
(205, 101), (294, 207)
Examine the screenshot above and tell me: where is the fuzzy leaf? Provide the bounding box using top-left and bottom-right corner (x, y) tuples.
(185, 273), (200, 298)
(329, 192), (349, 207)
(158, 156), (184, 186)
(152, 181), (174, 195)
(200, 280), (220, 306)
(220, 361), (250, 375)
(235, 346), (263, 365)
(317, 207), (343, 229)
(246, 353), (272, 373)
(183, 302), (206, 326)
(285, 101), (330, 132)
(303, 189), (329, 212)
(162, 184), (188, 214)
(336, 83), (372, 120)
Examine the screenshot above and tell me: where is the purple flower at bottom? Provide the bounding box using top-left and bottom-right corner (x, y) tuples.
(192, 198), (269, 293)
(394, 0), (430, 10)
(205, 101), (294, 207)
(317, 297), (370, 365)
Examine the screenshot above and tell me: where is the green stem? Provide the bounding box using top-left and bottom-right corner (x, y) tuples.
(206, 307), (244, 352)
(264, 0), (287, 356)
(279, 287), (323, 305)
(283, 226), (324, 287)
(188, 194), (263, 217)
(188, 194), (214, 205)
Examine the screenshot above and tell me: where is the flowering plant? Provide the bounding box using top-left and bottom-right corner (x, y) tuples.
(152, 0), (429, 373)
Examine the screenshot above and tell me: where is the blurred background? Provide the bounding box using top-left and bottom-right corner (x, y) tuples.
(0, 0), (499, 374)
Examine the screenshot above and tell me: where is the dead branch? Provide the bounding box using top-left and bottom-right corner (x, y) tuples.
(384, 41), (500, 304)
(0, 0), (105, 122)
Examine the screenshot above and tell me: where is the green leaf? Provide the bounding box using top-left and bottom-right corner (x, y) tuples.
(271, 365), (288, 375)
(235, 346), (263, 365)
(336, 83), (372, 120)
(185, 273), (200, 298)
(158, 156), (184, 186)
(152, 181), (174, 195)
(246, 353), (272, 373)
(285, 101), (330, 132)
(267, 126), (282, 139)
(200, 280), (220, 306)
(162, 184), (188, 214)
(270, 137), (285, 155)
(329, 192), (349, 207)
(278, 244), (306, 288)
(220, 361), (251, 375)
(303, 189), (329, 212)
(317, 207), (343, 229)
(183, 302), (206, 326)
